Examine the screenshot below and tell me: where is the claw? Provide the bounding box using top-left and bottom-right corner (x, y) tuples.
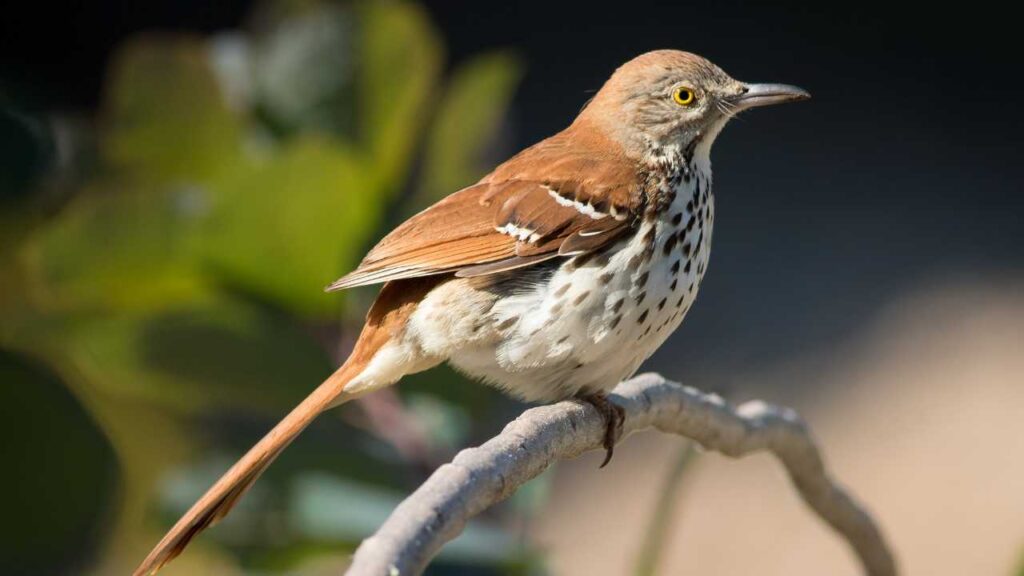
(578, 392), (626, 467)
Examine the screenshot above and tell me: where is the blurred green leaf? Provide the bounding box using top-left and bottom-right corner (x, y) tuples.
(103, 34), (243, 184)
(58, 299), (331, 413)
(0, 349), (117, 575)
(419, 51), (523, 207)
(358, 1), (442, 189)
(138, 301), (333, 411)
(22, 184), (211, 313)
(200, 136), (382, 318)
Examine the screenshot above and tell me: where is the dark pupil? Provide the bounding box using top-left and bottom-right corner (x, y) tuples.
(679, 90), (691, 100)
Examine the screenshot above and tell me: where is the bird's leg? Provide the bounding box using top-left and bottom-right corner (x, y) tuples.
(577, 391), (626, 467)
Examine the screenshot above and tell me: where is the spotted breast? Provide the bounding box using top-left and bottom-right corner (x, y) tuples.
(407, 147), (713, 403)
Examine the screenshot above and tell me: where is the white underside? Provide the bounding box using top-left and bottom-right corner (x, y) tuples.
(346, 156), (715, 403)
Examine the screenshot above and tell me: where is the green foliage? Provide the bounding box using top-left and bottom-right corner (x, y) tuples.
(54, 299), (332, 413)
(0, 350), (117, 575)
(0, 0), (526, 573)
(102, 36), (244, 185)
(420, 51), (524, 207)
(200, 137), (379, 316)
(24, 185), (210, 313)
(358, 1), (442, 188)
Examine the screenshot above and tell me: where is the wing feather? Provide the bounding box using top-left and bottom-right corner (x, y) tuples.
(326, 127), (646, 291)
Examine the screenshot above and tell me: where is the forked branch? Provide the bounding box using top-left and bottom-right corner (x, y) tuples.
(346, 373), (897, 576)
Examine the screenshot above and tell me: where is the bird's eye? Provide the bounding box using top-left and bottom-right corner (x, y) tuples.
(672, 87), (696, 106)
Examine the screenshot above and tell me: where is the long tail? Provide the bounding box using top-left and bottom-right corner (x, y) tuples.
(132, 361), (360, 576)
(133, 277), (441, 576)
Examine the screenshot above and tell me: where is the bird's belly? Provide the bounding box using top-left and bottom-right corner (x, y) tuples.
(412, 184), (713, 403)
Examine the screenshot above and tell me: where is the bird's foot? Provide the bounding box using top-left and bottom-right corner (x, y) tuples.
(577, 392), (626, 468)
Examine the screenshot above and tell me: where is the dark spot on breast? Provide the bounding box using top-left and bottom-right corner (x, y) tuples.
(592, 252), (610, 267)
(551, 301), (564, 315)
(609, 315), (622, 329)
(599, 271), (614, 285)
(676, 294), (686, 307)
(684, 260), (692, 274)
(638, 309), (649, 324)
(628, 253), (643, 272)
(574, 252), (594, 268)
(688, 282), (695, 293)
(670, 279), (678, 291)
(497, 317), (516, 330)
(637, 271), (649, 286)
(611, 298), (624, 313)
(686, 200), (694, 212)
(575, 363), (585, 370)
(658, 297), (667, 311)
(641, 242), (655, 263)
(670, 259), (680, 275)
(557, 335), (570, 344)
(573, 291), (590, 305)
(635, 290), (647, 305)
(671, 212), (683, 225)
(663, 232), (678, 255)
(643, 325), (652, 337)
(686, 215), (696, 232)
(682, 243), (692, 257)
(696, 231), (704, 247)
(553, 284), (570, 297)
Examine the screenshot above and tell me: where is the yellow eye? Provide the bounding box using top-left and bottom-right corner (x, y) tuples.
(673, 86), (696, 106)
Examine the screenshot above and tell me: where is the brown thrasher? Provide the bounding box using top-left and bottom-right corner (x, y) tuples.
(134, 50), (808, 575)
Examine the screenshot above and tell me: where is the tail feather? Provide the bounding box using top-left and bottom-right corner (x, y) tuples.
(132, 365), (359, 576)
(134, 277), (443, 576)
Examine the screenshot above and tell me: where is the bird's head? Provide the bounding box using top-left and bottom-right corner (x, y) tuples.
(576, 50), (809, 161)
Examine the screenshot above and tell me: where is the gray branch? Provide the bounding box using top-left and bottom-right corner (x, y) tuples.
(346, 373), (897, 576)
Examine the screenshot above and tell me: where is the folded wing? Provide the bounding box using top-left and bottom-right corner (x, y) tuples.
(326, 130), (645, 291)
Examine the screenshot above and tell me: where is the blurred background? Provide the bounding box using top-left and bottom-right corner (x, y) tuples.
(2, 1), (1022, 574)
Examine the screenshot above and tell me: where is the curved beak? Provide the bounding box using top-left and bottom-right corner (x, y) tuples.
(731, 83), (810, 109)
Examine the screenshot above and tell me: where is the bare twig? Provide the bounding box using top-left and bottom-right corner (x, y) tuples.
(346, 373), (897, 576)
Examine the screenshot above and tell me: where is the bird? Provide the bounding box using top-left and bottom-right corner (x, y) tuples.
(134, 49), (809, 575)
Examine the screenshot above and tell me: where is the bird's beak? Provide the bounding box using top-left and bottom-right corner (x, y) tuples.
(731, 83), (810, 109)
